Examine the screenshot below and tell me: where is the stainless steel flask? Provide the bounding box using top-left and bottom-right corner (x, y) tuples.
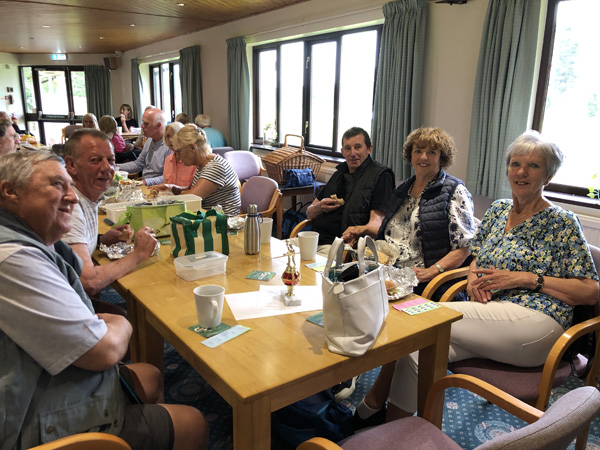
(244, 204), (261, 255)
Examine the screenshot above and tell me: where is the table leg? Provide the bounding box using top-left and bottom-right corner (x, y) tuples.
(137, 303), (165, 374)
(233, 397), (271, 450)
(417, 324), (451, 427)
(276, 196), (283, 239)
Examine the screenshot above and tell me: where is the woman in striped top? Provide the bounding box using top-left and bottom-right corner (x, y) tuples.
(152, 124), (241, 216)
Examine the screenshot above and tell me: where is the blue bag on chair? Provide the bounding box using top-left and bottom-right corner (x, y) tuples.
(283, 168), (315, 188)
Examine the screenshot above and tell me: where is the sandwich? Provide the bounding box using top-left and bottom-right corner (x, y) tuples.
(385, 279), (402, 301)
(330, 194), (345, 206)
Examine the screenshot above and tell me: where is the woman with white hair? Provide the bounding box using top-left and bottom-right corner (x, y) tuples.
(162, 122), (196, 187)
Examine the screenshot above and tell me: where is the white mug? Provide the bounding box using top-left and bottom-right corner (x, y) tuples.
(298, 231), (319, 260)
(193, 285), (225, 329)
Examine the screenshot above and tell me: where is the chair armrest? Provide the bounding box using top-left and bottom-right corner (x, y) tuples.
(422, 267), (469, 300)
(423, 374), (543, 428)
(290, 219), (312, 238)
(536, 316), (600, 410)
(262, 190), (282, 218)
(29, 432), (132, 449)
(438, 279), (468, 302)
(297, 436), (344, 450)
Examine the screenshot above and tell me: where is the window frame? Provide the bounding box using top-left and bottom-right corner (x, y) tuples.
(149, 61), (181, 122)
(532, 0), (600, 210)
(252, 25), (382, 157)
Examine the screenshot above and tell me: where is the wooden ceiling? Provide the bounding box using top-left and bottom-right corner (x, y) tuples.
(0, 0), (310, 55)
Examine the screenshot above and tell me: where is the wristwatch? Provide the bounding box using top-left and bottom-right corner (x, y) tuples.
(534, 274), (545, 292)
(434, 263), (445, 273)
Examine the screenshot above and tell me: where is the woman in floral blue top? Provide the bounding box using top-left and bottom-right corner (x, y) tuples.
(382, 131), (599, 422)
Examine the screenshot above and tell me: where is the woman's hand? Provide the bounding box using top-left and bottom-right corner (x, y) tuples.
(413, 266), (439, 283)
(471, 266), (535, 293)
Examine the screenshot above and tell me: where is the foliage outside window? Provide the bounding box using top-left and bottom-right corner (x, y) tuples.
(533, 0), (600, 204)
(253, 26), (381, 156)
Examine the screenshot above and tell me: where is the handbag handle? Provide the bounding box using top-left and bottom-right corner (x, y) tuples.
(356, 236), (380, 274)
(323, 236), (380, 275)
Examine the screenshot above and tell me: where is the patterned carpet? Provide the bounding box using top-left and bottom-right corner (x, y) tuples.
(101, 287), (600, 449)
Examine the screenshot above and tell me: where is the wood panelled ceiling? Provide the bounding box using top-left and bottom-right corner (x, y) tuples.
(0, 0), (310, 55)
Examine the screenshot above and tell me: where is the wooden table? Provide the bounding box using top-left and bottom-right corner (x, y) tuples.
(95, 229), (462, 449)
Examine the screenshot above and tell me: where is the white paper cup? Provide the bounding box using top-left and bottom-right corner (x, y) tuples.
(260, 218), (273, 244)
(298, 231), (319, 260)
(117, 126), (123, 134)
(193, 285), (225, 329)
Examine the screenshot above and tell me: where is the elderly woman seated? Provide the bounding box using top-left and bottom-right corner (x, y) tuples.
(152, 124), (241, 216)
(352, 131), (599, 428)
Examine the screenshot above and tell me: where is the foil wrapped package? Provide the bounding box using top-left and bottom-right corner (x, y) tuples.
(382, 265), (419, 300)
(99, 240), (161, 260)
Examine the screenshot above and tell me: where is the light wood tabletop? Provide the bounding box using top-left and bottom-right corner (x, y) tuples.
(95, 226), (462, 450)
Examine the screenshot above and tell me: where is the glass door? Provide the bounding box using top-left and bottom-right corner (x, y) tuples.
(20, 66), (87, 146)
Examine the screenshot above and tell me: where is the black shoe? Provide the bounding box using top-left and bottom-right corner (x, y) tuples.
(332, 375), (360, 402)
(347, 405), (387, 431)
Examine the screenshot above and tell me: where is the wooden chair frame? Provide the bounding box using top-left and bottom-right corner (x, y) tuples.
(422, 268), (600, 450)
(238, 184), (283, 238)
(29, 432), (131, 450)
(298, 374), (552, 450)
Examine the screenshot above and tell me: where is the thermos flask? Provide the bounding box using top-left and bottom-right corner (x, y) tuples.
(244, 204), (261, 255)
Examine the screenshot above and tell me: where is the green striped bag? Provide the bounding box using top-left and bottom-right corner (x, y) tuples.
(170, 209), (229, 257)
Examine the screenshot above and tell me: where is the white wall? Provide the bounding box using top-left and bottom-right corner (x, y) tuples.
(0, 53), (25, 128)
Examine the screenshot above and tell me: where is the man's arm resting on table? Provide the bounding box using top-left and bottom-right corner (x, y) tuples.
(72, 313), (132, 371)
(70, 228), (157, 296)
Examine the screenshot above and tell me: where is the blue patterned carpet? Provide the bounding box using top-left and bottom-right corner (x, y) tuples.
(101, 287), (600, 449)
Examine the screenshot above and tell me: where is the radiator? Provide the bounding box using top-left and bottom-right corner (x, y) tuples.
(579, 215), (600, 247)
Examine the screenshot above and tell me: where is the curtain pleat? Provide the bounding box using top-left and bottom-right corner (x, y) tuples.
(180, 45), (203, 120)
(466, 0), (542, 199)
(84, 65), (113, 118)
(371, 0), (427, 182)
(226, 37), (250, 150)
(131, 58), (142, 123)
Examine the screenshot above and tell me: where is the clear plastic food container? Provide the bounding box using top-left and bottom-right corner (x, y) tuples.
(174, 251), (228, 281)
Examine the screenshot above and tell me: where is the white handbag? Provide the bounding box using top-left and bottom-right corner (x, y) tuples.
(321, 236), (389, 357)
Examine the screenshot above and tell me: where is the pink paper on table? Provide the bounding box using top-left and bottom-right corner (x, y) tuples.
(392, 297), (428, 312)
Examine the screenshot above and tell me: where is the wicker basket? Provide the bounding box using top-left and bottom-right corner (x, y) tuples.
(262, 134), (325, 184)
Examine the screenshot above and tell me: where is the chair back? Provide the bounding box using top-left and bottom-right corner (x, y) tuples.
(64, 124), (82, 139)
(240, 176), (278, 214)
(212, 146), (234, 157)
(224, 150), (261, 181)
(477, 386), (600, 450)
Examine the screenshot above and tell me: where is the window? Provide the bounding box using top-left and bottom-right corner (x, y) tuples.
(253, 26), (381, 156)
(533, 0), (600, 203)
(150, 61), (182, 122)
(19, 66), (87, 145)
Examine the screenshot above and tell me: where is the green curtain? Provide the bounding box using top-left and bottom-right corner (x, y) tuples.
(466, 0), (542, 199)
(179, 45), (203, 119)
(226, 37), (250, 150)
(371, 0), (427, 182)
(131, 58), (143, 123)
(84, 65), (112, 118)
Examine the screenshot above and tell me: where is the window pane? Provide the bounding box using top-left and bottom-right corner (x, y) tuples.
(37, 70), (68, 116)
(309, 41), (336, 147)
(541, 0), (600, 188)
(43, 122), (70, 147)
(337, 31), (378, 150)
(279, 42), (304, 140)
(258, 50), (277, 141)
(174, 63), (182, 117)
(153, 67), (161, 110)
(70, 71), (87, 116)
(161, 63), (171, 118)
(22, 67), (37, 114)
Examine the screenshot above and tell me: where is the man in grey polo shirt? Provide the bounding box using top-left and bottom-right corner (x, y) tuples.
(118, 108), (170, 186)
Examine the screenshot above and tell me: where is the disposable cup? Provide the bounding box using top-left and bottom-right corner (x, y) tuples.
(260, 218), (273, 244)
(298, 231), (319, 260)
(193, 285), (225, 329)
